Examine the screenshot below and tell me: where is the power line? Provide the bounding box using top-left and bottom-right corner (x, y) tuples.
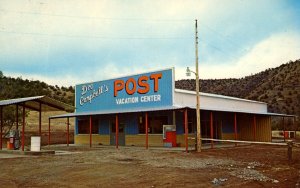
(0, 9), (191, 22)
(0, 29), (192, 40)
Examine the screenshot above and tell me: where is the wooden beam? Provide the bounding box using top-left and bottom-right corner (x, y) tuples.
(184, 108), (188, 152)
(0, 107), (2, 150)
(145, 112), (148, 149)
(234, 113), (237, 147)
(210, 111), (214, 149)
(39, 102), (42, 136)
(116, 114), (119, 149)
(89, 116), (92, 148)
(48, 118), (51, 146)
(283, 117), (285, 142)
(16, 105), (19, 130)
(67, 117), (69, 147)
(253, 115), (257, 141)
(22, 105), (25, 151)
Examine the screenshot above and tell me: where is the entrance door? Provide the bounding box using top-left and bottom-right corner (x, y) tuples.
(110, 122), (125, 146)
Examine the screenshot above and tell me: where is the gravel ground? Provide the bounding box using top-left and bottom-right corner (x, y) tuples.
(0, 144), (299, 187)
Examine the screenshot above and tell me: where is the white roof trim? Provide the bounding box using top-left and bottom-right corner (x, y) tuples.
(175, 89), (267, 105)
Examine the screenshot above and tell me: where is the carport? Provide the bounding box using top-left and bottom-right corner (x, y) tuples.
(0, 96), (74, 151)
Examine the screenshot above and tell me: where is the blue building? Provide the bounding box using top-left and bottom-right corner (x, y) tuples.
(50, 68), (289, 149)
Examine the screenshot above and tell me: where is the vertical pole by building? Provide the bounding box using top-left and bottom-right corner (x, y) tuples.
(184, 108), (188, 152)
(48, 118), (51, 146)
(89, 116), (92, 148)
(210, 111), (214, 149)
(38, 103), (42, 137)
(16, 105), (19, 130)
(67, 117), (69, 146)
(0, 107), (2, 150)
(253, 115), (256, 141)
(116, 115), (119, 149)
(283, 117), (285, 142)
(22, 105), (25, 151)
(195, 19), (201, 152)
(234, 113), (237, 147)
(145, 112), (148, 149)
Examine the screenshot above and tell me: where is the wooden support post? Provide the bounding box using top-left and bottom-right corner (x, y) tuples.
(89, 116), (92, 148)
(39, 103), (41, 136)
(48, 118), (51, 147)
(0, 107), (2, 150)
(67, 117), (69, 146)
(283, 117), (285, 142)
(253, 115), (257, 141)
(287, 141), (293, 162)
(234, 113), (237, 147)
(145, 112), (148, 149)
(16, 105), (19, 130)
(210, 111), (214, 149)
(116, 115), (119, 149)
(184, 108), (188, 152)
(22, 105), (25, 151)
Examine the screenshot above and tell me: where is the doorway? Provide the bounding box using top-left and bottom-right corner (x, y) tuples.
(110, 121), (125, 146)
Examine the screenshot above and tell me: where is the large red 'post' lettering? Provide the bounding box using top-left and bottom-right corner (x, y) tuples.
(150, 73), (162, 92)
(125, 78), (136, 95)
(114, 80), (124, 97)
(114, 73), (162, 97)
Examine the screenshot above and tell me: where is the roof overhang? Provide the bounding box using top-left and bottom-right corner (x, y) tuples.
(49, 105), (184, 119)
(49, 105), (296, 119)
(0, 96), (75, 112)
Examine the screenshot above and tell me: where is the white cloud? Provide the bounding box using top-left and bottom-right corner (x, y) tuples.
(176, 32), (300, 80)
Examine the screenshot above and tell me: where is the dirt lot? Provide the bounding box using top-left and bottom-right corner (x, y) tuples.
(0, 143), (300, 188)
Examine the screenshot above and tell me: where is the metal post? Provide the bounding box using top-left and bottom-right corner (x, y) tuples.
(48, 118), (51, 146)
(234, 113), (237, 147)
(145, 112), (148, 149)
(195, 19), (201, 152)
(116, 115), (119, 149)
(22, 105), (25, 151)
(283, 117), (285, 142)
(39, 103), (42, 136)
(67, 117), (69, 146)
(89, 116), (92, 148)
(16, 105), (19, 130)
(253, 115), (256, 141)
(210, 111), (214, 149)
(184, 108), (188, 152)
(0, 107), (2, 150)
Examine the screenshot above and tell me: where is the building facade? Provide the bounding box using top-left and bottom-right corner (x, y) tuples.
(69, 68), (272, 147)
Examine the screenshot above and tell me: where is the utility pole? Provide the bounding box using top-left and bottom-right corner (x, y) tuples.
(195, 19), (201, 152)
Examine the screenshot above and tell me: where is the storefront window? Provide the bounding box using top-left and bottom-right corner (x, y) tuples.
(78, 118), (99, 134)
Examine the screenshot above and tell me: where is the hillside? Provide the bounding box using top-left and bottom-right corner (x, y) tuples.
(0, 59), (299, 123)
(0, 73), (75, 105)
(175, 60), (300, 119)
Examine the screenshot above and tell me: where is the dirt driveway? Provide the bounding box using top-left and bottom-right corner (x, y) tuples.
(0, 144), (299, 188)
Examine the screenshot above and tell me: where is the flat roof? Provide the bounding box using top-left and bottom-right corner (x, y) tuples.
(0, 96), (75, 112)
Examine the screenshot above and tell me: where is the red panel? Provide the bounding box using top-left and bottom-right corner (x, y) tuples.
(165, 131), (176, 147)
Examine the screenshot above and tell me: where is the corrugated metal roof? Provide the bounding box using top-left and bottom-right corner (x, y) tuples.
(49, 104), (295, 119)
(50, 105), (184, 119)
(0, 96), (74, 112)
(185, 105), (295, 117)
(0, 96), (44, 106)
(175, 89), (267, 105)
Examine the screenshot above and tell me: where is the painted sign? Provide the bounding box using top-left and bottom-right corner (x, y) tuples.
(75, 68), (174, 112)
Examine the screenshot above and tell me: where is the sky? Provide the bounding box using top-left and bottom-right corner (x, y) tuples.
(0, 0), (299, 86)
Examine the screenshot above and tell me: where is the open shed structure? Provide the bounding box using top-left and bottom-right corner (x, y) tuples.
(50, 68), (295, 152)
(0, 96), (74, 151)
